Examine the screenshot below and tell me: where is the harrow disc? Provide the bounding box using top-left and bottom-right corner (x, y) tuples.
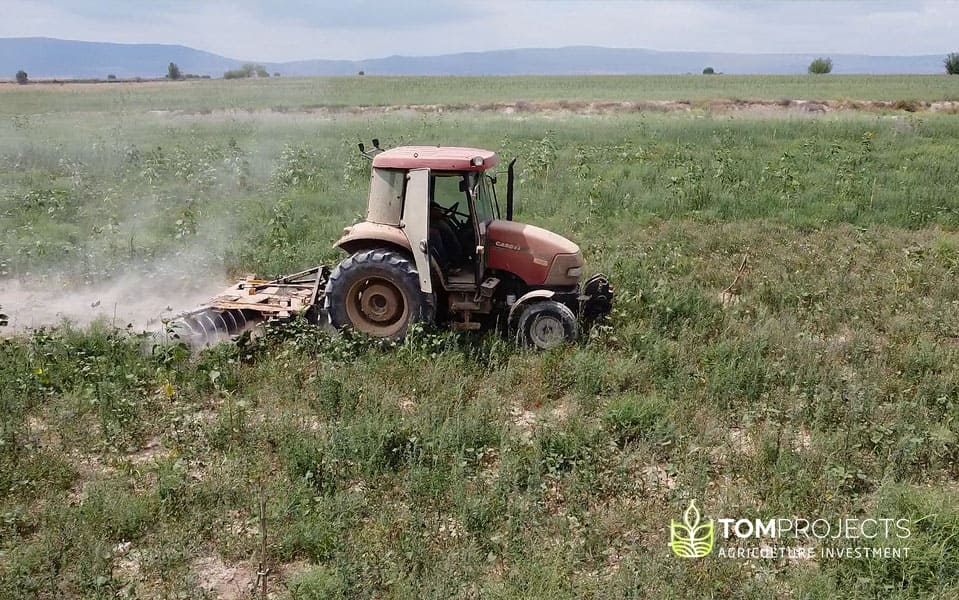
(170, 308), (261, 345)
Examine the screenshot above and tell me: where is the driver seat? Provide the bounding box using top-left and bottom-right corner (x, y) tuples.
(429, 209), (465, 271)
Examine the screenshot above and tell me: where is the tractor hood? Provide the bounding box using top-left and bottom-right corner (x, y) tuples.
(486, 220), (583, 287)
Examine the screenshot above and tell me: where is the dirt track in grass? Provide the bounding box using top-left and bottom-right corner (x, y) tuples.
(160, 98), (959, 122)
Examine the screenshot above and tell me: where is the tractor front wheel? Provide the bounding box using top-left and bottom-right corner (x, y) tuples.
(326, 249), (433, 341)
(515, 300), (579, 349)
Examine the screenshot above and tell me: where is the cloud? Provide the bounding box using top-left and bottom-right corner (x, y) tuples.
(0, 0), (956, 62)
(45, 0), (477, 30)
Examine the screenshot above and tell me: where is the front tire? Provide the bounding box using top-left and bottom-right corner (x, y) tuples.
(515, 300), (579, 349)
(326, 249), (433, 341)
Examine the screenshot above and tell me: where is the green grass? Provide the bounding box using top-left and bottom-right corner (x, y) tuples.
(2, 79), (959, 598)
(2, 74), (959, 115)
(4, 109), (959, 283)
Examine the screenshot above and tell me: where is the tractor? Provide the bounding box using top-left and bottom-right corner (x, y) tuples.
(174, 142), (612, 349)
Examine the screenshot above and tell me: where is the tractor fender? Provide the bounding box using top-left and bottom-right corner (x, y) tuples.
(334, 221), (412, 255)
(334, 221), (433, 294)
(508, 289), (556, 325)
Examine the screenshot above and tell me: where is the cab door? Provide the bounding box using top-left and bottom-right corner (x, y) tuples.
(402, 168), (433, 294)
(467, 172), (488, 284)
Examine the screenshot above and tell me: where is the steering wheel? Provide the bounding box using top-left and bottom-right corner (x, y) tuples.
(432, 201), (470, 221)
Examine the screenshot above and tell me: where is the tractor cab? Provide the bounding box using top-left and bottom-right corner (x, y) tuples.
(338, 146), (503, 292)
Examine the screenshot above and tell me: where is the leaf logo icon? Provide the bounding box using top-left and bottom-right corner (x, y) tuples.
(670, 500), (714, 558)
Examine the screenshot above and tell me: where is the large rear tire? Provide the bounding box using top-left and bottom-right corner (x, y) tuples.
(325, 249), (433, 341)
(515, 300), (579, 349)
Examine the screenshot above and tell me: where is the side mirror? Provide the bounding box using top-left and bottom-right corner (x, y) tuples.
(358, 139), (384, 161)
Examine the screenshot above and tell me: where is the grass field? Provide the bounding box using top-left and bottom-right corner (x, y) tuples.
(2, 74), (959, 115)
(2, 78), (959, 599)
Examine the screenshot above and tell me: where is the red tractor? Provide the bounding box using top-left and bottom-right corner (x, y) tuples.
(176, 142), (612, 349)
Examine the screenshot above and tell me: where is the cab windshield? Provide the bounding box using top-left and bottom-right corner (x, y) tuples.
(470, 173), (499, 223)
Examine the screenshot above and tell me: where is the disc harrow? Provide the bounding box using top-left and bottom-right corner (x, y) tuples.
(170, 266), (330, 345)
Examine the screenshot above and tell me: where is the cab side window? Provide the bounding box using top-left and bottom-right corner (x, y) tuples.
(431, 174), (467, 216)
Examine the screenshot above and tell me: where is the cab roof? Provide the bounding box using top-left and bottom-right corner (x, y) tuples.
(372, 146), (499, 171)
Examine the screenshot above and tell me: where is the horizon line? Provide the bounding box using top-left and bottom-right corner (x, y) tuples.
(2, 36), (952, 64)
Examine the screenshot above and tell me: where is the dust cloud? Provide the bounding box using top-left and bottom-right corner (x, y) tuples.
(0, 253), (231, 335)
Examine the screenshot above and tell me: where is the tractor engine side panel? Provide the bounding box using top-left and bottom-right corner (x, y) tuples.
(486, 220), (580, 286)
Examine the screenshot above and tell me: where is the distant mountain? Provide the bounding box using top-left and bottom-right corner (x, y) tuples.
(0, 37), (948, 79)
(343, 46), (946, 76)
(0, 37), (246, 79)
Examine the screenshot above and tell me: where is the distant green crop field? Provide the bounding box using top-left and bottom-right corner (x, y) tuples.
(2, 82), (959, 599)
(2, 73), (959, 115)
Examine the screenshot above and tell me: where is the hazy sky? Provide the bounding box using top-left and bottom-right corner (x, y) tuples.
(2, 1), (956, 62)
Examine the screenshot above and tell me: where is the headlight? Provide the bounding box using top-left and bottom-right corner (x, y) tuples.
(544, 253), (584, 286)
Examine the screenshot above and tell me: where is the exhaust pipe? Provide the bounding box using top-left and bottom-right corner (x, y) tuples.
(506, 158), (516, 221)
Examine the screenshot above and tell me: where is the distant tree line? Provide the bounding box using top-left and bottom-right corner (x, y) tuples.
(224, 63), (270, 79)
(807, 53), (958, 75)
(15, 49), (959, 85)
(698, 53), (959, 76)
(164, 62), (210, 80)
(10, 65), (214, 84)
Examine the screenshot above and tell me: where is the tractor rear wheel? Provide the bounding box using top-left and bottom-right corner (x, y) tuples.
(516, 300), (579, 349)
(326, 249), (433, 341)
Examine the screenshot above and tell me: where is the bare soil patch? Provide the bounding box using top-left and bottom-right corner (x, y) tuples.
(161, 98), (959, 122)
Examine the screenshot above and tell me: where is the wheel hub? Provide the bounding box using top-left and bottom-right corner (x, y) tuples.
(360, 283), (401, 322)
(530, 314), (565, 349)
(346, 277), (409, 336)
